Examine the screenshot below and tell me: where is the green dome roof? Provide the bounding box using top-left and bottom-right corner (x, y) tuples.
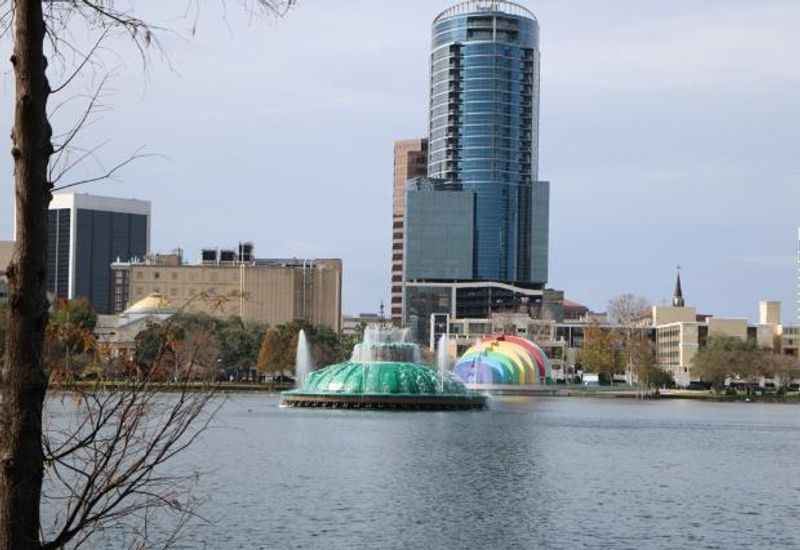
(287, 361), (471, 397)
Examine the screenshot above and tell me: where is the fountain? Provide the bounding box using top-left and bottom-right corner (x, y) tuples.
(294, 329), (315, 387)
(436, 334), (449, 393)
(282, 325), (485, 410)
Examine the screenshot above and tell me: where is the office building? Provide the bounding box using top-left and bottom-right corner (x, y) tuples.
(428, 1), (549, 284)
(112, 247), (342, 331)
(404, 177), (475, 281)
(47, 193), (150, 314)
(390, 139), (428, 323)
(405, 279), (563, 347)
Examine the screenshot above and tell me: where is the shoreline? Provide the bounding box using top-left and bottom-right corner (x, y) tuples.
(45, 382), (800, 403)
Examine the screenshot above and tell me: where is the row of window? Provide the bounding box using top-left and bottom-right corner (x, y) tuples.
(428, 159), (530, 172)
(431, 28), (536, 49)
(432, 43), (533, 60)
(431, 79), (534, 97)
(430, 102), (533, 119)
(432, 68), (534, 84)
(429, 147), (533, 164)
(133, 269), (240, 284)
(430, 113), (527, 128)
(431, 91), (532, 107)
(430, 126), (533, 141)
(431, 55), (534, 74)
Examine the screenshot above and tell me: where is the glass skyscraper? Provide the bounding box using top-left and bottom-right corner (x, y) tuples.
(428, 0), (548, 285)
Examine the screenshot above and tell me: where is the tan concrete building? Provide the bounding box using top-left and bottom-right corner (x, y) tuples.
(652, 305), (697, 326)
(112, 254), (342, 332)
(391, 138), (428, 324)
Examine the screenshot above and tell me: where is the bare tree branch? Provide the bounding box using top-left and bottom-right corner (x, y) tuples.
(52, 147), (158, 191)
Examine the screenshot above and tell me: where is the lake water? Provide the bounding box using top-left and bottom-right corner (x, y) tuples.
(50, 395), (800, 549)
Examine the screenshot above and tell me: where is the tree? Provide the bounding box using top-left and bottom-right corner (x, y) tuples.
(691, 336), (766, 393)
(578, 323), (624, 384)
(607, 294), (651, 326)
(45, 299), (98, 380)
(607, 293), (651, 381)
(49, 298), (97, 334)
(256, 327), (285, 378)
(0, 2), (295, 548)
(628, 336), (674, 390)
(761, 353), (800, 392)
(216, 316), (264, 376)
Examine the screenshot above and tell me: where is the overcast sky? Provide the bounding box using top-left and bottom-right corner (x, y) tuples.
(1, 1), (799, 321)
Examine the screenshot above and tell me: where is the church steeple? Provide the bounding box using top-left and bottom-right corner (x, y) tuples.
(672, 267), (685, 307)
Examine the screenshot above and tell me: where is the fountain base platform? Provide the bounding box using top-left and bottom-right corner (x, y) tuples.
(282, 393), (486, 410)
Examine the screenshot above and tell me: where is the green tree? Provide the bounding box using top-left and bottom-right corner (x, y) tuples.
(49, 297), (97, 333)
(45, 299), (99, 380)
(133, 322), (172, 379)
(578, 323), (624, 384)
(692, 336), (767, 393)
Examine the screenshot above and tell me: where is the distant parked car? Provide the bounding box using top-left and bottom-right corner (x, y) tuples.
(582, 373), (600, 386)
(686, 381), (712, 391)
(272, 375), (295, 384)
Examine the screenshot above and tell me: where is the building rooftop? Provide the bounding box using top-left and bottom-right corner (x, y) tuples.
(124, 293), (177, 316)
(434, 1), (536, 23)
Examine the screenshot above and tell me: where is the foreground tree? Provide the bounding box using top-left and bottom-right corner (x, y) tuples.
(0, 2), (295, 548)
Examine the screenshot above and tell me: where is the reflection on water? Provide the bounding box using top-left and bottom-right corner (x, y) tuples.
(49, 396), (800, 549)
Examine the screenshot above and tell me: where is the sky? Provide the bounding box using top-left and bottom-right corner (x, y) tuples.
(1, 0), (799, 322)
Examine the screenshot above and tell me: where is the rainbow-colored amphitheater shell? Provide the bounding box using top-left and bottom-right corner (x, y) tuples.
(454, 335), (553, 386)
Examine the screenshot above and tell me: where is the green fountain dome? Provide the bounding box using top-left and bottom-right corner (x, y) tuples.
(282, 326), (486, 410)
(294, 361), (469, 397)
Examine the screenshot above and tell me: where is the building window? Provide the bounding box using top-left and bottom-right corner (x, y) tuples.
(153, 272), (160, 280)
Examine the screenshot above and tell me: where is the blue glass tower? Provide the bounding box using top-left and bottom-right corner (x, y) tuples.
(428, 0), (547, 285)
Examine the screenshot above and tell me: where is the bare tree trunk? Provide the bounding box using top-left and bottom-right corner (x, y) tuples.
(0, 1), (52, 549)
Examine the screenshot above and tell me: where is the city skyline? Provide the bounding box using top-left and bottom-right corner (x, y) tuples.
(0, 1), (798, 321)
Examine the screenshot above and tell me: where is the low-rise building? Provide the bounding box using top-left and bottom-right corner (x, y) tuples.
(653, 272), (798, 386)
(95, 293), (177, 360)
